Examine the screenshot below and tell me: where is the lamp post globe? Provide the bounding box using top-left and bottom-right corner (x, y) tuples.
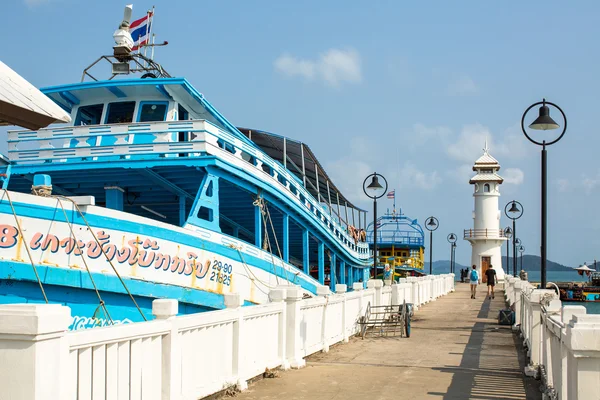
(363, 172), (388, 280)
(504, 200), (523, 277)
(425, 216), (439, 275)
(447, 233), (457, 273)
(522, 99), (566, 289)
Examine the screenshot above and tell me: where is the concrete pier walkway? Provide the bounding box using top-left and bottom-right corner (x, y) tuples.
(234, 283), (540, 400)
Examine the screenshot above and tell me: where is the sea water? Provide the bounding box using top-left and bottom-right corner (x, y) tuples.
(523, 270), (599, 315)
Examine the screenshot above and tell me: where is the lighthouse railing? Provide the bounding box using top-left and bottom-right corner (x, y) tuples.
(463, 229), (506, 239)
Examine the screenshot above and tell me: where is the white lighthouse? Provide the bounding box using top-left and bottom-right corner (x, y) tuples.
(464, 142), (507, 282)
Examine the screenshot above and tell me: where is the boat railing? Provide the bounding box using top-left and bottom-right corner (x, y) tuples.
(463, 229), (506, 239)
(7, 120), (369, 258)
(377, 255), (424, 270)
(367, 230), (424, 246)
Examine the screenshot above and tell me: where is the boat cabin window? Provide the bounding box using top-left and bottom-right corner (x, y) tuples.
(75, 104), (104, 126)
(105, 101), (136, 124)
(138, 102), (168, 122)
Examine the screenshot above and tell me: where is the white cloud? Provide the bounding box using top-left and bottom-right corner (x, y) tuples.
(274, 48), (362, 88)
(446, 124), (493, 163)
(503, 168), (525, 185)
(582, 174), (600, 194)
(397, 162), (442, 190)
(409, 123), (452, 149)
(556, 179), (570, 193)
(446, 123), (528, 163)
(448, 164), (474, 184)
(325, 158), (373, 203)
(447, 75), (479, 95)
(273, 55), (315, 81)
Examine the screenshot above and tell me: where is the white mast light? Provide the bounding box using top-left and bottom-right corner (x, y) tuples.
(113, 4), (134, 57)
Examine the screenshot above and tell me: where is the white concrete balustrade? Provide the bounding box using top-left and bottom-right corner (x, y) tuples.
(0, 274), (454, 400)
(505, 277), (600, 400)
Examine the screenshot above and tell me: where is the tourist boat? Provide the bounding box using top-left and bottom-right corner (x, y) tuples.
(0, 5), (371, 329)
(367, 207), (426, 280)
(558, 268), (600, 303)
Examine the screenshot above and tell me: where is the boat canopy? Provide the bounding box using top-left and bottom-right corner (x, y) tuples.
(238, 127), (367, 225)
(367, 210), (425, 248)
(0, 60), (71, 130)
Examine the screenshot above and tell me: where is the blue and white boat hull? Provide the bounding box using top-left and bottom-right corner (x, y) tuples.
(0, 191), (318, 329)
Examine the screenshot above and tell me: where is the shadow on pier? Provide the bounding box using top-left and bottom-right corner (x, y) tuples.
(428, 288), (539, 400)
(234, 284), (540, 400)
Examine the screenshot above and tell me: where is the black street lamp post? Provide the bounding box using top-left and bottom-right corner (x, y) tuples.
(452, 242), (457, 275)
(363, 172), (387, 279)
(426, 217), (439, 275)
(519, 245), (525, 272)
(504, 226), (512, 275)
(522, 99), (567, 289)
(447, 233), (457, 274)
(504, 201), (523, 277)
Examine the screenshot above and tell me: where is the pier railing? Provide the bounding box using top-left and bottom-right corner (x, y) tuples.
(8, 120), (369, 259)
(505, 278), (600, 399)
(0, 274), (455, 399)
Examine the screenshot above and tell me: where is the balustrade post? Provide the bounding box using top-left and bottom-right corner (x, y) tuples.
(513, 280), (523, 328)
(152, 299), (181, 400)
(269, 288), (289, 369)
(565, 314), (600, 400)
(284, 286), (306, 369)
(336, 284), (349, 343)
(367, 280), (383, 308)
(524, 289), (558, 376)
(0, 304), (71, 400)
(224, 293), (247, 391)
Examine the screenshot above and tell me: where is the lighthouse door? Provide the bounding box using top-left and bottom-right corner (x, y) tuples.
(481, 256), (491, 283)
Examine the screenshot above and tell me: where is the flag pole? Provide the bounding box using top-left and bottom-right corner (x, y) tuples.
(147, 6), (155, 61)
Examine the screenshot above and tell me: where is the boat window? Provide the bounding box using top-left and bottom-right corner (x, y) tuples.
(139, 102), (168, 122)
(75, 104), (104, 126)
(105, 101), (136, 124)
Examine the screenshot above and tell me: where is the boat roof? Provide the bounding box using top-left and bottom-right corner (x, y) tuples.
(237, 127), (364, 211)
(0, 60), (71, 130)
(40, 77), (258, 150)
(367, 211), (425, 247)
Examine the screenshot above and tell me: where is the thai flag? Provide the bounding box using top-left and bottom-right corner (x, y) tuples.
(386, 190), (395, 199)
(130, 12), (152, 51)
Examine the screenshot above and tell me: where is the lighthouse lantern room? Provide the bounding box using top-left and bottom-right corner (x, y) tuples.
(464, 141), (507, 282)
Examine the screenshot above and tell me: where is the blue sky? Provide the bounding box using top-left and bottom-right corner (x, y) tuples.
(2, 0), (600, 268)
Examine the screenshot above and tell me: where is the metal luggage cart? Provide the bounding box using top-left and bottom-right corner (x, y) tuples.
(359, 300), (413, 338)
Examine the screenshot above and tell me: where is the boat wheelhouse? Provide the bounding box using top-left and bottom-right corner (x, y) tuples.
(0, 33), (371, 329)
(367, 210), (425, 279)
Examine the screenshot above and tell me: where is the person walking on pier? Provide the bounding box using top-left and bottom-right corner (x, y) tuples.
(469, 265), (479, 299)
(485, 264), (497, 300)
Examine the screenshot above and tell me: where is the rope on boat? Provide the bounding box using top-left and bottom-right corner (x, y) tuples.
(1, 189), (49, 303)
(252, 193), (291, 285)
(54, 196), (147, 321)
(229, 244), (273, 295)
(54, 197), (114, 325)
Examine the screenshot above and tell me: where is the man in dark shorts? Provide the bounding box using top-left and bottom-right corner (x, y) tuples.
(485, 265), (496, 300)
